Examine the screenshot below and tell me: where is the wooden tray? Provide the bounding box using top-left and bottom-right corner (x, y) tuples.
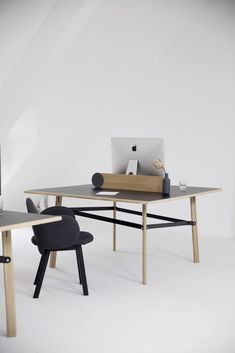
(92, 173), (163, 193)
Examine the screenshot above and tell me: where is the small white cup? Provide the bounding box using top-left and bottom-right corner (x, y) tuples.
(0, 198), (3, 215)
(179, 180), (187, 191)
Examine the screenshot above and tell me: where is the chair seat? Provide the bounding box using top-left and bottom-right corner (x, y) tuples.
(73, 231), (94, 246)
(31, 231), (93, 249)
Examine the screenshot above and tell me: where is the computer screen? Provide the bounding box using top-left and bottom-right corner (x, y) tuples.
(111, 137), (165, 176)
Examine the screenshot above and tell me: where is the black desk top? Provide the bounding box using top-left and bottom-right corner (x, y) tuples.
(0, 211), (61, 232)
(25, 184), (221, 205)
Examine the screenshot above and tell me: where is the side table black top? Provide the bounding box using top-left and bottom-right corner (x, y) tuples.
(25, 184), (221, 204)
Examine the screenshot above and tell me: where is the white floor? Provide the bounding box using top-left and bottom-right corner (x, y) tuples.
(1, 221), (235, 353)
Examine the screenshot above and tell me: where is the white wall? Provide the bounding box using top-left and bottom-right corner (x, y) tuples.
(0, 0), (235, 238)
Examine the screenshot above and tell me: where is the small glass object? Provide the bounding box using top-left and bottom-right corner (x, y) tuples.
(0, 198), (3, 215)
(179, 180), (187, 191)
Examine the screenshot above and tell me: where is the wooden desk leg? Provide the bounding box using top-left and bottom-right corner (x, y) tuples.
(2, 231), (16, 337)
(49, 195), (63, 268)
(113, 202), (116, 251)
(190, 196), (200, 263)
(142, 204), (147, 285)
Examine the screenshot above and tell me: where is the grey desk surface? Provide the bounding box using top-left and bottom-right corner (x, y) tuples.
(0, 210), (61, 232)
(25, 184), (221, 204)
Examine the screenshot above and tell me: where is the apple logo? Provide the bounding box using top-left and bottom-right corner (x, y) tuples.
(132, 144), (137, 152)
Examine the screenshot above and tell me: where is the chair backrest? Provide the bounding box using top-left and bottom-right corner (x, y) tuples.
(32, 215), (80, 252)
(41, 206), (75, 218)
(26, 198), (39, 214)
(26, 198), (80, 252)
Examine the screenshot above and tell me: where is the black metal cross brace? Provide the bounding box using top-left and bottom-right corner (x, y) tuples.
(71, 206), (195, 230)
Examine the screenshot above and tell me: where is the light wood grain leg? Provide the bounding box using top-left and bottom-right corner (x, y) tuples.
(2, 231), (16, 337)
(190, 196), (200, 263)
(49, 195), (62, 268)
(113, 202), (116, 251)
(142, 204), (147, 285)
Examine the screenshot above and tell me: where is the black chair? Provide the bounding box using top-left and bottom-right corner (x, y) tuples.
(26, 198), (94, 298)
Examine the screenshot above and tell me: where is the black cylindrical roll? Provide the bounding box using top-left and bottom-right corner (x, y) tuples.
(92, 173), (104, 188)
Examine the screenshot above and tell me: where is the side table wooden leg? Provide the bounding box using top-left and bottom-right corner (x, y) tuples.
(113, 202), (116, 251)
(2, 230), (16, 337)
(190, 196), (200, 263)
(49, 252), (57, 268)
(49, 195), (62, 268)
(142, 204), (147, 285)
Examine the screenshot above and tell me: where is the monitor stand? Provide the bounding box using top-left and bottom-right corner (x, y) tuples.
(126, 160), (138, 175)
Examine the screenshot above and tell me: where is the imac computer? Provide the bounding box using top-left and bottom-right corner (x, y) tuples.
(111, 137), (165, 176)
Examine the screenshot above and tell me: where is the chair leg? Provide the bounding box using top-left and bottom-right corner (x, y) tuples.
(33, 251), (50, 299)
(75, 250), (82, 285)
(76, 246), (89, 296)
(34, 255), (45, 285)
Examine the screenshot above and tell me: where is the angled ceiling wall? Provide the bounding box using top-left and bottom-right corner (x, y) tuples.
(0, 0), (235, 237)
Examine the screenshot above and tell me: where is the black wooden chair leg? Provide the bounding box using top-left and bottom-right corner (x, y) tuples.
(75, 250), (82, 285)
(33, 251), (50, 298)
(34, 255), (45, 285)
(76, 246), (89, 296)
